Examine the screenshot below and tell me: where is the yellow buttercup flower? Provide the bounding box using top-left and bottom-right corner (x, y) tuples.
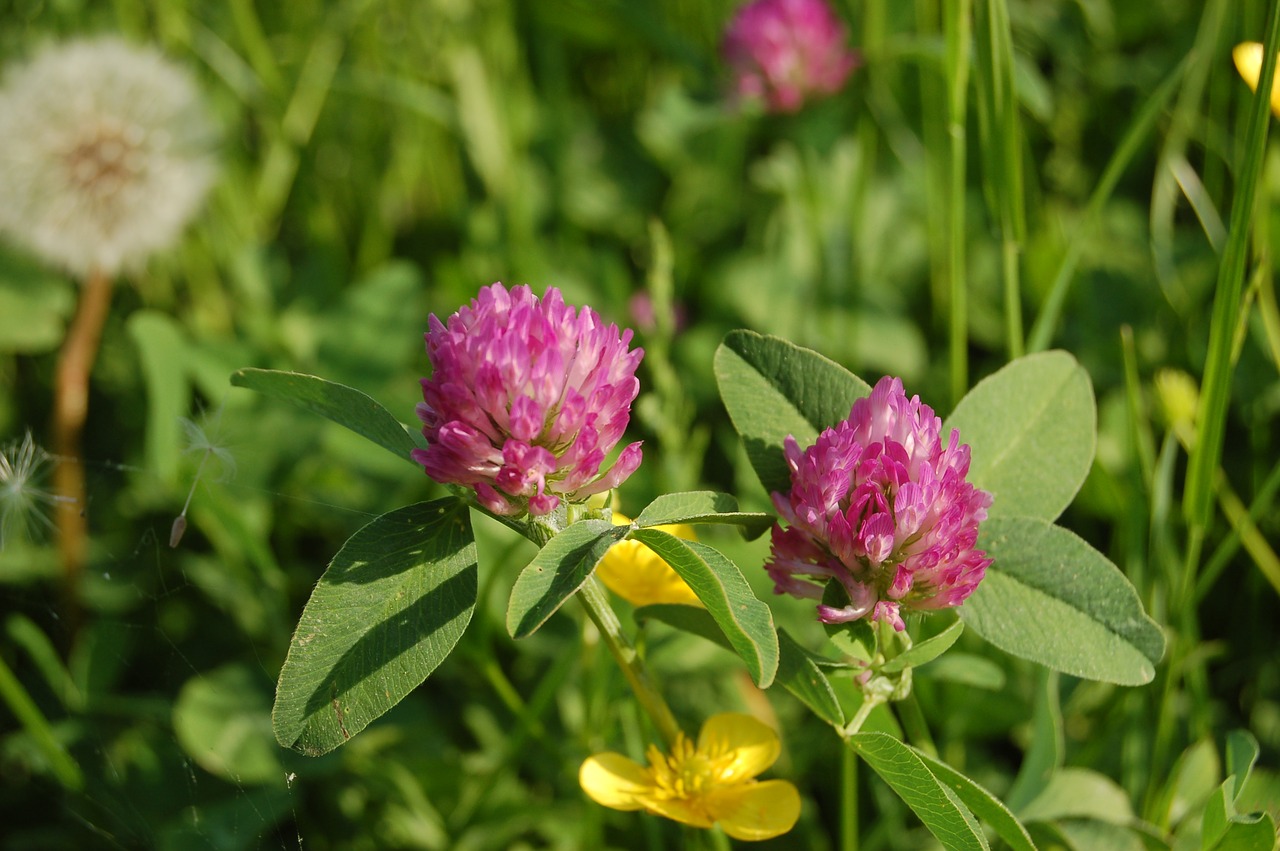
(595, 513), (702, 607)
(579, 713), (801, 841)
(1233, 42), (1280, 118)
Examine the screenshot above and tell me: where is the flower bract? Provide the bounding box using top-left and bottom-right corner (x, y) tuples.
(0, 37), (217, 278)
(595, 513), (702, 608)
(580, 712), (800, 841)
(413, 283), (644, 517)
(766, 376), (993, 630)
(722, 0), (858, 114)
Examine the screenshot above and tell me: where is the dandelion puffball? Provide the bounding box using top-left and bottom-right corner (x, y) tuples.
(0, 36), (217, 278)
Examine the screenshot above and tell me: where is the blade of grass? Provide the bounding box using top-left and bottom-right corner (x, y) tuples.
(1149, 0), (1230, 312)
(944, 0), (973, 405)
(1027, 62), (1187, 352)
(1184, 0), (1280, 530)
(974, 0), (1026, 359)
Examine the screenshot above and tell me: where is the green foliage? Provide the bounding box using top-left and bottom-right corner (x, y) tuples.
(273, 499), (477, 755)
(3, 0), (1279, 848)
(960, 516), (1165, 685)
(629, 529), (779, 688)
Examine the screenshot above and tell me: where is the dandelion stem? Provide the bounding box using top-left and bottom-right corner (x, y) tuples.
(577, 575), (682, 748)
(52, 266), (115, 609)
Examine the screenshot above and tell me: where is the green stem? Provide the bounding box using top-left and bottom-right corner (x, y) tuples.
(577, 575), (682, 747)
(841, 743), (859, 851)
(944, 0), (973, 406)
(896, 691), (938, 759)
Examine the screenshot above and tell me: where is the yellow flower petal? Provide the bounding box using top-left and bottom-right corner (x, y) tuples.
(642, 795), (717, 829)
(706, 780), (802, 841)
(1233, 42), (1280, 118)
(595, 514), (702, 607)
(579, 752), (654, 811)
(698, 713), (781, 782)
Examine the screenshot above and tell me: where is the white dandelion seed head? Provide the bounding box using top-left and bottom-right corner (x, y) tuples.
(0, 431), (68, 549)
(0, 36), (218, 278)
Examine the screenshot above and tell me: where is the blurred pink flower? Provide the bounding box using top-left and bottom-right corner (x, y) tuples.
(766, 377), (993, 630)
(413, 283), (644, 517)
(722, 0), (858, 114)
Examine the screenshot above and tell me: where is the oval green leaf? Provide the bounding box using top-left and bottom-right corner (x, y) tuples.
(232, 368), (418, 462)
(630, 529), (779, 688)
(715, 330), (871, 495)
(848, 732), (989, 851)
(960, 516), (1165, 685)
(943, 351), (1095, 522)
(507, 520), (623, 639)
(273, 499), (477, 755)
(633, 491), (773, 538)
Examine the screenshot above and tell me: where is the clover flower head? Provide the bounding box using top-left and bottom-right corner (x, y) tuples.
(0, 36), (217, 278)
(766, 376), (993, 630)
(722, 0), (858, 114)
(580, 712), (800, 841)
(1233, 42), (1280, 119)
(413, 283), (644, 518)
(596, 513), (702, 608)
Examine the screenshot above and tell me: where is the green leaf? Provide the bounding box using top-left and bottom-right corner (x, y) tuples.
(633, 491), (773, 538)
(914, 747), (1038, 851)
(635, 605), (844, 727)
(714, 330), (871, 495)
(129, 311), (191, 485)
(1018, 768), (1134, 825)
(881, 619), (965, 674)
(775, 628), (845, 726)
(959, 516), (1165, 685)
(848, 732), (989, 851)
(232, 368), (418, 462)
(1213, 814), (1279, 851)
(630, 530), (779, 688)
(1225, 730), (1260, 802)
(506, 520), (623, 639)
(273, 499), (477, 756)
(943, 351), (1095, 522)
(174, 664), (282, 785)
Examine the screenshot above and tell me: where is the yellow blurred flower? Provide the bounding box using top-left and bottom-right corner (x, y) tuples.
(1233, 42), (1280, 118)
(595, 513), (702, 607)
(579, 712), (801, 841)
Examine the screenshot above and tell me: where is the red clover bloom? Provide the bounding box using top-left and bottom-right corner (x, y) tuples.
(413, 283), (644, 518)
(722, 0), (858, 114)
(766, 377), (993, 630)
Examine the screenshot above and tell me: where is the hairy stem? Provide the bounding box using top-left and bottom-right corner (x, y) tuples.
(52, 267), (115, 613)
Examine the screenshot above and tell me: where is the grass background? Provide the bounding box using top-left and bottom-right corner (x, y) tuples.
(2, 0), (1279, 848)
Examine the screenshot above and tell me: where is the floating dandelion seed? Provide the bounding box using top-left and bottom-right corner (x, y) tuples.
(170, 410), (235, 548)
(0, 36), (217, 277)
(0, 432), (72, 549)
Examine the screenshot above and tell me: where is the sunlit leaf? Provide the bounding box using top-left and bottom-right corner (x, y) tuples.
(630, 530), (779, 688)
(715, 330), (871, 495)
(944, 351), (1095, 522)
(960, 516), (1164, 685)
(232, 368), (418, 462)
(273, 499), (476, 755)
